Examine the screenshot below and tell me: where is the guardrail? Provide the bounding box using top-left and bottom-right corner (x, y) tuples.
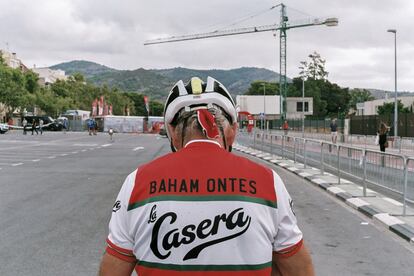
(239, 130), (413, 216)
(264, 130), (408, 153)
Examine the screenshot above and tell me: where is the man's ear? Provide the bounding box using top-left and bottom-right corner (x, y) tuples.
(167, 124), (180, 150)
(225, 122), (238, 147)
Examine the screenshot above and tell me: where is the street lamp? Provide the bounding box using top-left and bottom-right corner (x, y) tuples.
(299, 63), (307, 138)
(387, 29), (398, 138)
(261, 83), (266, 132)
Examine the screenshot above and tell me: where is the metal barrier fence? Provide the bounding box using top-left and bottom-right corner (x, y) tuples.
(238, 130), (414, 216)
(267, 130), (409, 154)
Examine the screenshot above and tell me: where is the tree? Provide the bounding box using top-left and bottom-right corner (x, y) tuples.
(348, 89), (375, 110)
(245, 81), (279, 95)
(24, 70), (39, 93)
(0, 63), (29, 118)
(302, 51), (329, 80)
(149, 100), (164, 116)
(377, 100), (410, 115)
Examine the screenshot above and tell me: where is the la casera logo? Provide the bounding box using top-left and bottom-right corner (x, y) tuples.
(149, 206), (251, 261)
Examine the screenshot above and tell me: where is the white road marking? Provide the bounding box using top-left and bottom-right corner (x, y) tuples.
(32, 159), (41, 162)
(60, 153), (68, 156)
(81, 149), (87, 152)
(73, 143), (98, 146)
(48, 156), (56, 159)
(133, 146), (144, 151)
(72, 151), (78, 154)
(101, 144), (112, 147)
(12, 163), (24, 166)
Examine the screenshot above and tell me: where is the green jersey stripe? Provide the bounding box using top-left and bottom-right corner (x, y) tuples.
(137, 260), (272, 271)
(128, 195), (277, 211)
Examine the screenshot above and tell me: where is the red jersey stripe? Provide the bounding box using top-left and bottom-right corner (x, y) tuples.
(106, 247), (136, 263)
(274, 239), (304, 258)
(106, 238), (134, 255)
(129, 143), (276, 207)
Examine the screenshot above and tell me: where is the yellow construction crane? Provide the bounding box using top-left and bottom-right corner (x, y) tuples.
(144, 3), (338, 119)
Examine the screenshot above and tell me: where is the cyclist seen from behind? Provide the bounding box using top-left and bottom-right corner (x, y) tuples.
(99, 77), (314, 276)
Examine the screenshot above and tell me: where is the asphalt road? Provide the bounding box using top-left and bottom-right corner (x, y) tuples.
(0, 131), (413, 275)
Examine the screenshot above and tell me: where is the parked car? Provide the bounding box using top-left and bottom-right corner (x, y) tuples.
(0, 123), (9, 134)
(24, 116), (63, 131)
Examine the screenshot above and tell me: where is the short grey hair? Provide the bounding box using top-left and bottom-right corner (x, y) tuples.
(171, 105), (231, 148)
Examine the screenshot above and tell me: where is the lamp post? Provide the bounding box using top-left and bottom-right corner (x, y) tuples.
(262, 83), (266, 132)
(387, 29), (398, 138)
(299, 63), (307, 138)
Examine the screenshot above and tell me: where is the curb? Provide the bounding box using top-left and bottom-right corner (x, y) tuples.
(233, 144), (414, 244)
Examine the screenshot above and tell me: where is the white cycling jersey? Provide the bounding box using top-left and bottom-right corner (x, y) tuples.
(106, 140), (303, 275)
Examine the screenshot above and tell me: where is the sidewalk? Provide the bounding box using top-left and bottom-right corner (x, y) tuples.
(234, 143), (414, 244)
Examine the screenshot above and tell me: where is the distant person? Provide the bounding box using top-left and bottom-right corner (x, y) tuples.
(93, 120), (98, 135)
(108, 127), (114, 141)
(31, 120), (38, 135)
(63, 119), (68, 134)
(88, 119), (94, 136)
(39, 119), (44, 135)
(282, 120), (289, 136)
(378, 122), (388, 152)
(330, 119), (338, 144)
(22, 118), (28, 135)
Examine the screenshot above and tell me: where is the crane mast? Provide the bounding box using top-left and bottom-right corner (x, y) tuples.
(144, 4), (338, 120)
(279, 3), (288, 119)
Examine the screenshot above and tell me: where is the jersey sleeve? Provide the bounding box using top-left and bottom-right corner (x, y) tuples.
(106, 169), (137, 263)
(272, 170), (304, 258)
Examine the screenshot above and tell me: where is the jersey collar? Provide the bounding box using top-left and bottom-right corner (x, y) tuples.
(184, 139), (222, 149)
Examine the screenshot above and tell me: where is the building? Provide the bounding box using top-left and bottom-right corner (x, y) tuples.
(236, 95), (313, 120)
(286, 97), (314, 119)
(32, 67), (68, 86)
(0, 50), (28, 71)
(356, 96), (414, 116)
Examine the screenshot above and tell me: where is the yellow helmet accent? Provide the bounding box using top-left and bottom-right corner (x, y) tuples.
(191, 77), (203, 95)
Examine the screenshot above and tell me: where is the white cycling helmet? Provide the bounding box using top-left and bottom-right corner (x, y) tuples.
(164, 76), (237, 147)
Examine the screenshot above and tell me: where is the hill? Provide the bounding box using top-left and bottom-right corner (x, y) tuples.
(51, 60), (283, 101)
(50, 60), (116, 77)
(366, 89), (413, 100)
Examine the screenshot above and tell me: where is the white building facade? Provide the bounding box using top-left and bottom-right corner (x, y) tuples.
(356, 96), (414, 116)
(236, 95), (313, 119)
(32, 67), (68, 86)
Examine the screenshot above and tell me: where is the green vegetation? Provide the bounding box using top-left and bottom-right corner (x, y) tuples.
(0, 60), (163, 120)
(51, 61), (282, 101)
(348, 88), (375, 111)
(377, 100), (410, 115)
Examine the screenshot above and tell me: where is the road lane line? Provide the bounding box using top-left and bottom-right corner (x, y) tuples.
(101, 144), (112, 147)
(133, 146), (144, 151)
(81, 149), (87, 152)
(32, 159), (41, 162)
(12, 163), (24, 166)
(48, 156), (56, 159)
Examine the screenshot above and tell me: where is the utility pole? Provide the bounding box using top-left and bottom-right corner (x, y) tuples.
(262, 83), (266, 132)
(387, 29), (398, 138)
(299, 62), (307, 138)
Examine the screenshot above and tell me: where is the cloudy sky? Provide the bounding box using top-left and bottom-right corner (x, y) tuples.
(1, 0), (413, 92)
